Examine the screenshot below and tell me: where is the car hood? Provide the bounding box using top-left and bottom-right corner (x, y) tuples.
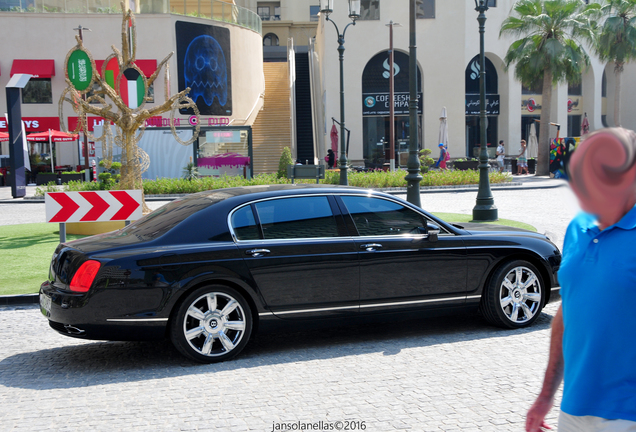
(452, 222), (537, 235)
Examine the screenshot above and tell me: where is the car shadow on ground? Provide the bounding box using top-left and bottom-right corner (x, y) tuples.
(0, 304), (558, 390)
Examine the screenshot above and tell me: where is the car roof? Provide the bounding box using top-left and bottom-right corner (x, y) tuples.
(190, 184), (381, 201)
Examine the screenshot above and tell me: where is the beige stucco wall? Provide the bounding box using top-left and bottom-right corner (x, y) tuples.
(313, 0), (634, 163)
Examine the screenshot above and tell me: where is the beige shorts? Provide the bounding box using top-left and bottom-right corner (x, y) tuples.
(559, 411), (636, 432)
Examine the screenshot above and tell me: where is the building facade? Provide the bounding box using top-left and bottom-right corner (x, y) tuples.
(308, 0), (636, 165)
(0, 0), (265, 175)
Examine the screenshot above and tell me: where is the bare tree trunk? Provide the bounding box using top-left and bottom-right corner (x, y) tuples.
(614, 61), (624, 127)
(536, 68), (553, 176)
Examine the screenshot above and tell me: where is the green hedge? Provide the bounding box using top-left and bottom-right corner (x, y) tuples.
(34, 170), (512, 197)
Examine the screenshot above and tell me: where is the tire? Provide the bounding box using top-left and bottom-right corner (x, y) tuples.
(170, 285), (253, 363)
(481, 260), (545, 329)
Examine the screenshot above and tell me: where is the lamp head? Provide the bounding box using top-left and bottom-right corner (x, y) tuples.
(320, 0), (333, 16)
(348, 0), (361, 20)
(474, 0), (488, 12)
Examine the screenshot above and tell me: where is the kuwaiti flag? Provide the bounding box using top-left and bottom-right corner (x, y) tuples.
(120, 68), (145, 109)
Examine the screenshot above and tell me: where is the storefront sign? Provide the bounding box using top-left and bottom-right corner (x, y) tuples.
(362, 92), (422, 116)
(68, 116), (106, 132)
(362, 50), (422, 117)
(465, 94), (500, 115)
(522, 96), (543, 114)
(0, 117), (59, 132)
(144, 116), (230, 127)
(568, 97), (582, 114)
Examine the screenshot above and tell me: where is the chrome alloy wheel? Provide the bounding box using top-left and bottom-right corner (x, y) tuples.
(498, 266), (542, 324)
(182, 292), (247, 357)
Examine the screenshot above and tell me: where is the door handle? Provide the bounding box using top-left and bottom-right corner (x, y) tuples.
(246, 249), (270, 257)
(360, 243), (382, 252)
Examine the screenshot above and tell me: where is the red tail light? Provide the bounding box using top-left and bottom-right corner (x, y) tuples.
(69, 260), (101, 293)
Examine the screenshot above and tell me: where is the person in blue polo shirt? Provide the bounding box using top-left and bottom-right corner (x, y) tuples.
(526, 127), (636, 432)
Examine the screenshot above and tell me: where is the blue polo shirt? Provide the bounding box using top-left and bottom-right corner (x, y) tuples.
(558, 204), (636, 421)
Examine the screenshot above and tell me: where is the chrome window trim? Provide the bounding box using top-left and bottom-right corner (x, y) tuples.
(227, 191), (453, 243)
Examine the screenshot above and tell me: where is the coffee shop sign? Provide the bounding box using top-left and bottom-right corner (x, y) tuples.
(144, 117), (230, 127)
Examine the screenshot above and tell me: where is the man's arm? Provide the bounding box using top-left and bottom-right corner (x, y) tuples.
(526, 305), (564, 432)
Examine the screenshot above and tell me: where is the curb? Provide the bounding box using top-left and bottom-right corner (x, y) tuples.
(0, 294), (39, 306)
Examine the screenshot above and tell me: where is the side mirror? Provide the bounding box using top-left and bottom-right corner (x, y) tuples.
(427, 222), (440, 242)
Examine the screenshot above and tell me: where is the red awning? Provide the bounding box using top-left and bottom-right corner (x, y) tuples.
(26, 130), (78, 142)
(10, 59), (55, 78)
(0, 132), (9, 142)
(95, 59), (157, 78)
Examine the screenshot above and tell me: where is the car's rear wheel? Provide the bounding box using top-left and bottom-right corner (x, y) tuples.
(481, 260), (545, 329)
(170, 285), (252, 363)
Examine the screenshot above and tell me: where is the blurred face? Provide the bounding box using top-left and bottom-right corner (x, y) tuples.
(569, 130), (636, 229)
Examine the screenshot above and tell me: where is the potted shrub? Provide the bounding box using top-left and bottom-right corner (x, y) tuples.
(60, 170), (84, 183)
(419, 149), (435, 173)
(36, 172), (58, 185)
(454, 158), (479, 170)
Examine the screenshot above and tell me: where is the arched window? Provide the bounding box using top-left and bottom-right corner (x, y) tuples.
(263, 33), (279, 47)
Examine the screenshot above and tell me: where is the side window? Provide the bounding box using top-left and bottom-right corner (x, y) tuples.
(254, 196), (339, 240)
(341, 196), (426, 236)
(231, 205), (260, 241)
(417, 0), (435, 18)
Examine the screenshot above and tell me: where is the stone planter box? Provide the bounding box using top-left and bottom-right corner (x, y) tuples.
(60, 173), (84, 184)
(36, 173), (58, 185)
(453, 161), (479, 170)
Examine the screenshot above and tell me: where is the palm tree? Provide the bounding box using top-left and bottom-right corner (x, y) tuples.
(595, 0), (636, 126)
(500, 0), (599, 176)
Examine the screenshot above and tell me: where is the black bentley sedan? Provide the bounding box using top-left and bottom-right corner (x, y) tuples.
(40, 185), (561, 363)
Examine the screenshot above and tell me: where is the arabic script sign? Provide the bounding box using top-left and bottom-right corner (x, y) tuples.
(465, 94), (500, 116)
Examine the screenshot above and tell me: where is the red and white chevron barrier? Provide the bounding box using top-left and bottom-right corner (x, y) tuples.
(45, 190), (143, 223)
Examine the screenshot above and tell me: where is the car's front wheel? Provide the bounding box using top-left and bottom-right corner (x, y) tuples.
(481, 260), (545, 329)
(171, 285), (253, 363)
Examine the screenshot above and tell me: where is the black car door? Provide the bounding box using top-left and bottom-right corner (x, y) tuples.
(232, 195), (359, 319)
(338, 195), (467, 313)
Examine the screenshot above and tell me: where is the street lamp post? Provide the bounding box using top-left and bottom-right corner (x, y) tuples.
(320, 0), (359, 186)
(405, 0), (422, 206)
(386, 21), (401, 172)
(471, 0), (497, 221)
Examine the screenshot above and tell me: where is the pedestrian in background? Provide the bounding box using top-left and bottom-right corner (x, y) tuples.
(517, 140), (529, 175)
(326, 149), (336, 169)
(436, 143), (448, 170)
(526, 127), (636, 432)
(496, 140), (505, 173)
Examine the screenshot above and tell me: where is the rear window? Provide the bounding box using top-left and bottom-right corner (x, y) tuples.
(119, 195), (225, 241)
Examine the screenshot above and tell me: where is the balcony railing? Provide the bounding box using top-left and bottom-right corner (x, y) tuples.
(0, 0), (262, 34)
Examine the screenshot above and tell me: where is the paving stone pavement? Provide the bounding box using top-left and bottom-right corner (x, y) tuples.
(0, 181), (579, 431)
(1, 302), (561, 432)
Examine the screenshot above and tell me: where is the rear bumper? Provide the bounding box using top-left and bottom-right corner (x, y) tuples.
(39, 281), (167, 341)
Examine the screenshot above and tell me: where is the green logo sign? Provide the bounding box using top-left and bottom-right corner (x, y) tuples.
(67, 49), (93, 92)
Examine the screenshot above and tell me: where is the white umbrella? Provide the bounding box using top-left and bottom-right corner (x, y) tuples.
(438, 106), (448, 147)
(527, 122), (538, 159)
